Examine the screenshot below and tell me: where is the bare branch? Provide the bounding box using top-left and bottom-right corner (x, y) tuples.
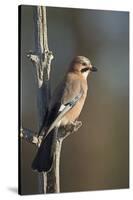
(29, 6), (54, 88)
(20, 128), (43, 146)
(22, 5), (82, 194)
(43, 121), (82, 193)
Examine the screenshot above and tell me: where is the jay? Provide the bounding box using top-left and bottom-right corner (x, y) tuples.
(32, 56), (97, 172)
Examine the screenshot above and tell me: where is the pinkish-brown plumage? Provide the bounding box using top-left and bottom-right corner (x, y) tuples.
(32, 56), (97, 172)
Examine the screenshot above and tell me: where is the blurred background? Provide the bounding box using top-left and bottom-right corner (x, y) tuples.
(20, 5), (129, 194)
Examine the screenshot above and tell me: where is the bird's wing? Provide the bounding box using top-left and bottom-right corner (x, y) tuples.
(44, 78), (83, 137)
(61, 78), (82, 105)
(38, 80), (65, 137)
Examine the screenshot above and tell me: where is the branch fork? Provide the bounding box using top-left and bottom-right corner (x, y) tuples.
(21, 6), (82, 194)
(21, 121), (82, 146)
(27, 50), (54, 88)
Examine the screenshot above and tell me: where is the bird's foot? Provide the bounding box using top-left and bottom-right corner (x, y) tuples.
(65, 121), (82, 132)
(72, 121), (82, 132)
(57, 120), (82, 140)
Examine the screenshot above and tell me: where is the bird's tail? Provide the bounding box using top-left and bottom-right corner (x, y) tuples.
(32, 130), (55, 172)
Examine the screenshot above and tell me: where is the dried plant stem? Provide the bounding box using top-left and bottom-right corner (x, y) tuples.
(21, 6), (82, 194)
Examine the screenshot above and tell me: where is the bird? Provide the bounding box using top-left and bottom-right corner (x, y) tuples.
(32, 56), (97, 172)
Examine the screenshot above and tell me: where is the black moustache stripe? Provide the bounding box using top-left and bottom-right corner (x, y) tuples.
(81, 67), (89, 73)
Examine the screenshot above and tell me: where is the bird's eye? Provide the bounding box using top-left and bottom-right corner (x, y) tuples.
(82, 62), (86, 66)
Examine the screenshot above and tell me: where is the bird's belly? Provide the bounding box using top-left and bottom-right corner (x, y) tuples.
(60, 95), (86, 126)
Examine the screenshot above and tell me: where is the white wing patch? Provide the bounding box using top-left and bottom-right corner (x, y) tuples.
(59, 104), (66, 112)
(44, 92), (83, 138)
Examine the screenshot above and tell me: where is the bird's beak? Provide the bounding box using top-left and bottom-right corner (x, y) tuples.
(90, 66), (97, 72)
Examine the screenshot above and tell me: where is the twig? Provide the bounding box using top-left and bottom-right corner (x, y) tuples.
(27, 6), (53, 194)
(21, 6), (82, 194)
(46, 121), (82, 193)
(20, 128), (42, 146)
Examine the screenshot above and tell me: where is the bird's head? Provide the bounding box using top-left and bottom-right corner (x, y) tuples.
(70, 56), (97, 79)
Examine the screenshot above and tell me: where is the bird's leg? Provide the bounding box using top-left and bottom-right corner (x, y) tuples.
(64, 120), (82, 132)
(57, 120), (82, 140)
(72, 121), (82, 132)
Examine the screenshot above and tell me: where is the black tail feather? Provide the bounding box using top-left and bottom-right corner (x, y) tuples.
(32, 130), (54, 172)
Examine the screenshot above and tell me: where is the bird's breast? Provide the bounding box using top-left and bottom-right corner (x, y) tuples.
(60, 92), (87, 126)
